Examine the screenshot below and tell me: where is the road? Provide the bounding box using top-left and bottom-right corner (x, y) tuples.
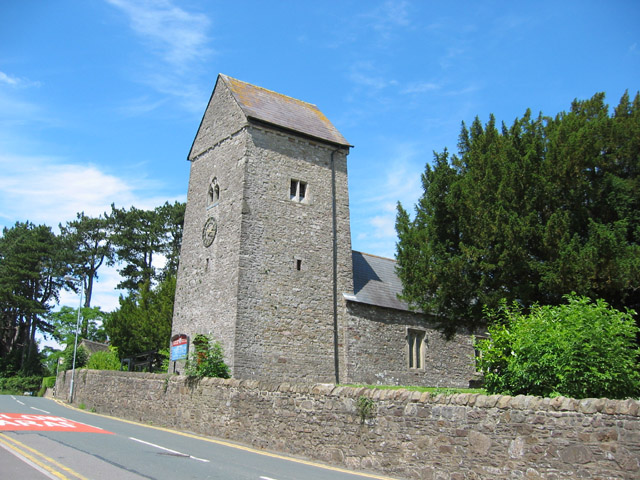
(0, 395), (398, 480)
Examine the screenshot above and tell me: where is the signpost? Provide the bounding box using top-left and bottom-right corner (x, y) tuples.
(170, 334), (188, 362)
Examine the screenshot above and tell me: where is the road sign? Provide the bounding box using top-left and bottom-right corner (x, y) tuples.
(170, 334), (188, 361)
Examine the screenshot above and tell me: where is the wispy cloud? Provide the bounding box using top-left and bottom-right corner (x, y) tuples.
(352, 142), (424, 258)
(401, 81), (441, 95)
(0, 73), (54, 130)
(106, 0), (212, 67)
(105, 0), (213, 112)
(0, 71), (41, 88)
(363, 0), (411, 38)
(0, 153), (179, 231)
(349, 62), (395, 91)
(115, 95), (168, 117)
(0, 71), (19, 86)
(0, 152), (183, 312)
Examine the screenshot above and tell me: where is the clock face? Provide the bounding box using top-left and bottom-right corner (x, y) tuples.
(202, 217), (217, 247)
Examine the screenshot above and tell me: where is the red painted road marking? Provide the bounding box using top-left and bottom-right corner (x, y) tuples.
(0, 413), (113, 433)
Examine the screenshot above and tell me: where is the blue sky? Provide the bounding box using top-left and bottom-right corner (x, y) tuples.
(1, 0), (639, 312)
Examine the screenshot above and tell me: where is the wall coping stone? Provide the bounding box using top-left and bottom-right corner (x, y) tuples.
(73, 370), (639, 416)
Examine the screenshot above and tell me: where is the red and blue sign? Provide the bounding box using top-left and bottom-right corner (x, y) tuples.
(170, 334), (188, 361)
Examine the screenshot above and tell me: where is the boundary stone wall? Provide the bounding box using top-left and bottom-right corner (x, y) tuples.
(55, 370), (640, 479)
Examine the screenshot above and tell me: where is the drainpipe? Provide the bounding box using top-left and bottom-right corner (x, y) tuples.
(331, 149), (340, 384)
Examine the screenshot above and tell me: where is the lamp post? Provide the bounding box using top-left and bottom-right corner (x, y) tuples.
(64, 276), (83, 403)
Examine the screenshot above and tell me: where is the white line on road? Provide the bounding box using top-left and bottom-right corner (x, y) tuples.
(30, 407), (51, 414)
(259, 477), (279, 480)
(129, 437), (210, 463)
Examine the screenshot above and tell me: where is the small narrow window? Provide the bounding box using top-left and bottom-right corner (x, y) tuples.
(296, 259), (302, 271)
(290, 179), (308, 203)
(208, 178), (220, 207)
(408, 329), (426, 369)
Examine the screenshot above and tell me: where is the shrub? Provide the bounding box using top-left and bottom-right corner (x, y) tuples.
(356, 396), (376, 424)
(86, 348), (121, 370)
(476, 294), (640, 399)
(0, 376), (43, 394)
(37, 376), (57, 396)
(185, 334), (230, 379)
(61, 345), (89, 371)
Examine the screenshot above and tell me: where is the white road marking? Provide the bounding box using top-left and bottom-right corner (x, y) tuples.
(30, 407), (51, 414)
(260, 477), (279, 480)
(129, 437), (210, 463)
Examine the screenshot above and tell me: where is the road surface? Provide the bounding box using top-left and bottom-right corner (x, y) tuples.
(0, 394), (399, 480)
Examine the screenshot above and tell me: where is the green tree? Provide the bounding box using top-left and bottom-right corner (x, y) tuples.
(0, 222), (70, 375)
(108, 205), (164, 291)
(46, 306), (109, 345)
(59, 212), (114, 312)
(108, 202), (185, 291)
(156, 201), (186, 280)
(104, 275), (175, 358)
(61, 344), (89, 371)
(476, 295), (640, 399)
(396, 92), (640, 331)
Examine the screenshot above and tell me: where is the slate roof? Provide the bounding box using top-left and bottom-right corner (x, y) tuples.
(220, 74), (351, 147)
(79, 339), (110, 355)
(347, 251), (411, 311)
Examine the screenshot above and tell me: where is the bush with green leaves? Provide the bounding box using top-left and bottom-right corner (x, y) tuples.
(0, 376), (43, 394)
(61, 345), (89, 371)
(476, 294), (640, 399)
(185, 335), (230, 379)
(86, 348), (121, 370)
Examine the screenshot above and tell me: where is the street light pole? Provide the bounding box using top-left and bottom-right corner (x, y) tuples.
(68, 278), (84, 403)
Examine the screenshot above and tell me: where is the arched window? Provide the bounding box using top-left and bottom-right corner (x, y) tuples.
(207, 178), (220, 206)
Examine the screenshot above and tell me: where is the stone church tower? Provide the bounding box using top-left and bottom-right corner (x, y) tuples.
(171, 74), (353, 383)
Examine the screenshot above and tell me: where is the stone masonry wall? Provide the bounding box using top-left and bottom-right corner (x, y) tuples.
(232, 125), (352, 383)
(344, 302), (478, 388)
(171, 81), (250, 373)
(56, 370), (639, 480)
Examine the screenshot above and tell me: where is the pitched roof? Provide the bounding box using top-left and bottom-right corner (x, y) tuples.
(219, 74), (351, 147)
(79, 339), (110, 355)
(347, 251), (412, 311)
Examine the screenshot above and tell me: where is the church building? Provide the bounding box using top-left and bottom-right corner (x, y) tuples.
(171, 74), (477, 387)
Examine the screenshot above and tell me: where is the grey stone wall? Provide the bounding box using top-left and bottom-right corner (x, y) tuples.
(344, 302), (478, 388)
(233, 126), (352, 382)
(171, 128), (249, 372)
(56, 370), (640, 480)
